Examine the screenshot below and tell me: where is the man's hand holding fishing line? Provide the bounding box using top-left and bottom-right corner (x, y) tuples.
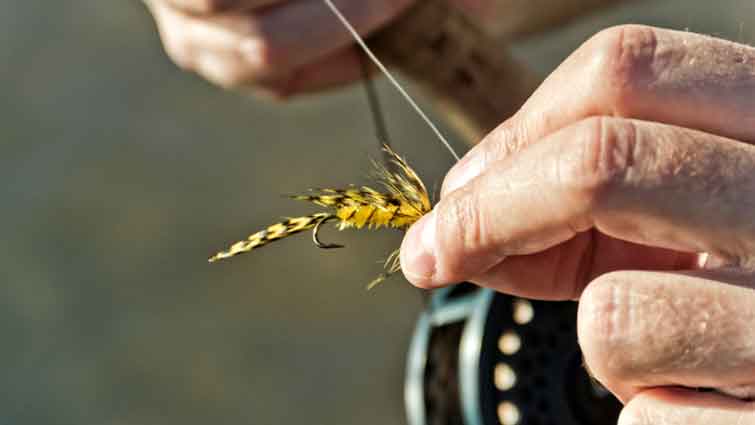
(144, 0), (500, 95)
(145, 2), (755, 422)
(399, 25), (755, 422)
(145, 0), (422, 94)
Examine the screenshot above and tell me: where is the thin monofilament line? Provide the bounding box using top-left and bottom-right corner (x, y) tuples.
(322, 0), (461, 162)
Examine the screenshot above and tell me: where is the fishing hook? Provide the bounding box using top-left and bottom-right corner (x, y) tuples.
(312, 215), (344, 249)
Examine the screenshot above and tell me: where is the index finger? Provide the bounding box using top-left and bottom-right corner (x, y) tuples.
(400, 117), (755, 292)
(442, 25), (755, 196)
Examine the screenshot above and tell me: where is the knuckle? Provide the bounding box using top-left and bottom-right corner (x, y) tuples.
(583, 25), (661, 114)
(559, 117), (638, 204)
(577, 272), (631, 384)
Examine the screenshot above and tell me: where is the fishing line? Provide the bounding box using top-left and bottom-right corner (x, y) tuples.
(322, 0), (461, 162)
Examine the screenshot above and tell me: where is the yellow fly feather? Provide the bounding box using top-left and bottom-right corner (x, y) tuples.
(208, 145), (431, 288)
(208, 212), (335, 263)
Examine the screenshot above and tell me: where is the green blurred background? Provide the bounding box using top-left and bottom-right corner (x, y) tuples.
(1, 1), (753, 424)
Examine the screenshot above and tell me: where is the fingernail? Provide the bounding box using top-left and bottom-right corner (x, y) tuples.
(442, 152), (483, 196)
(400, 211), (437, 287)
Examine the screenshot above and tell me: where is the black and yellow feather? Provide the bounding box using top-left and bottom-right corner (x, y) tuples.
(208, 145), (430, 288)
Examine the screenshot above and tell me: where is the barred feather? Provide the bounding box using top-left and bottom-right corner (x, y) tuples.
(208, 145), (430, 288)
(208, 213), (334, 263)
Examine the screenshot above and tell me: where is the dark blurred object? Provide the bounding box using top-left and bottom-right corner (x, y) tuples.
(371, 1), (537, 141)
(371, 0), (635, 141)
(405, 284), (622, 425)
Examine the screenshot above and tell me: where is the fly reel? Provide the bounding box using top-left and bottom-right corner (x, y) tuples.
(405, 283), (623, 425)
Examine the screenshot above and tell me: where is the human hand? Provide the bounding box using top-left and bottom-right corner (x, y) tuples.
(400, 25), (755, 422)
(143, 0), (420, 95)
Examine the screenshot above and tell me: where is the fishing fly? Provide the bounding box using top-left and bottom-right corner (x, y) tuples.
(208, 145), (431, 289)
(208, 0), (460, 288)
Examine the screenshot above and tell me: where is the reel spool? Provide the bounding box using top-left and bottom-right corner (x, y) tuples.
(405, 283), (623, 425)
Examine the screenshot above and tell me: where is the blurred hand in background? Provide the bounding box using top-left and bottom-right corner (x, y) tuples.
(143, 0), (414, 97)
(143, 0), (511, 97)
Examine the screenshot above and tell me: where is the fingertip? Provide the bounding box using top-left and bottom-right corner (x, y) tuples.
(400, 212), (438, 288)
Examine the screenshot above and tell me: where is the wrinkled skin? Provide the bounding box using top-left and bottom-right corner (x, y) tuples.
(144, 4), (755, 422)
(399, 25), (755, 424)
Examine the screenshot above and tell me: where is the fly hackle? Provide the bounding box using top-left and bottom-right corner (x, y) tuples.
(312, 214), (344, 249)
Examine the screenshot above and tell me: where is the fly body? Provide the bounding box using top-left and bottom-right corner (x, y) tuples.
(208, 145), (430, 288)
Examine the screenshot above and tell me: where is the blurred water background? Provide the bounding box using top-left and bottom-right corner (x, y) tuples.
(1, 1), (754, 424)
